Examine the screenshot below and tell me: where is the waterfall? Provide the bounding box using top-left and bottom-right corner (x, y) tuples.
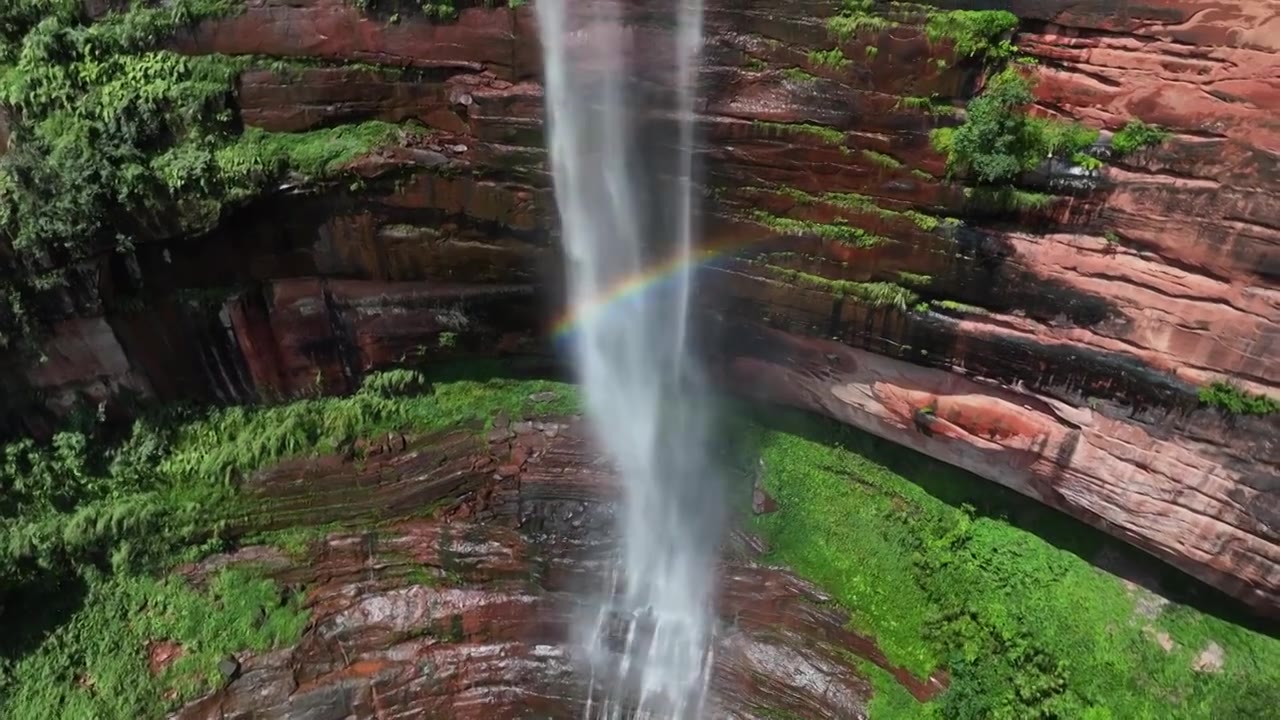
(535, 0), (721, 717)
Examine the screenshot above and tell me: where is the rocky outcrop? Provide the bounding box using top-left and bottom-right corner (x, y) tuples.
(707, 320), (1279, 613)
(5, 1), (1277, 612)
(171, 415), (945, 719)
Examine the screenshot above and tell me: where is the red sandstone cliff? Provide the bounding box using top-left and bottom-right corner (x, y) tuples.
(2, 0), (1276, 614)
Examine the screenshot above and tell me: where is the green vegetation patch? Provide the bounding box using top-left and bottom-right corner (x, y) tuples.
(807, 48), (850, 70)
(0, 1), (244, 346)
(827, 0), (894, 41)
(862, 149), (903, 169)
(895, 95), (955, 116)
(1, 568), (307, 719)
(749, 211), (888, 248)
(1110, 119), (1171, 155)
(818, 190), (894, 218)
(211, 122), (411, 202)
(744, 409), (1280, 719)
(781, 67), (818, 83)
(826, 4), (1017, 64)
(930, 66), (1099, 183)
(752, 120), (848, 147)
(930, 299), (990, 316)
(759, 264), (919, 309)
(162, 371), (575, 487)
(0, 371), (575, 617)
(896, 271), (932, 287)
(1198, 381), (1278, 416)
(766, 187), (954, 234)
(963, 185), (1056, 211)
(903, 209), (948, 231)
(419, 1), (458, 20)
(924, 10), (1018, 62)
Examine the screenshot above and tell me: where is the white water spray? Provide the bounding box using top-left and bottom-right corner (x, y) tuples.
(536, 0), (720, 717)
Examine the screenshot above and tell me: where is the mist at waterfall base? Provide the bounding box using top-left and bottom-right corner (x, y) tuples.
(536, 0), (724, 717)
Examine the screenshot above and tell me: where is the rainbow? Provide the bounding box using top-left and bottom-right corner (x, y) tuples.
(549, 231), (772, 339)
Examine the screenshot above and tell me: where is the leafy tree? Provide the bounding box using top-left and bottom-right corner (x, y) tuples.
(931, 67), (1098, 183)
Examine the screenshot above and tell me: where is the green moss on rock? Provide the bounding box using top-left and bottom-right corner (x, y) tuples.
(758, 263), (919, 309)
(752, 120), (848, 147)
(749, 210), (889, 248)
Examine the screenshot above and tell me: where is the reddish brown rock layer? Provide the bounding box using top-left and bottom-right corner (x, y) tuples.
(172, 417), (945, 719)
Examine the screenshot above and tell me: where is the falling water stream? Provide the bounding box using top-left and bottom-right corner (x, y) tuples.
(536, 0), (721, 717)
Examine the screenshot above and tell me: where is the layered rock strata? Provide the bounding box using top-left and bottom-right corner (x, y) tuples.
(3, 0), (1276, 612)
(172, 415), (945, 719)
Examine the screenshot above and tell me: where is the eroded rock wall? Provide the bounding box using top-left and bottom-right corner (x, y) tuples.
(5, 0), (1277, 612)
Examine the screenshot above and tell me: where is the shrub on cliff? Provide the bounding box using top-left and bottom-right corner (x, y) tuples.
(1110, 119), (1170, 155)
(1198, 381), (1278, 416)
(924, 10), (1019, 62)
(930, 67), (1098, 184)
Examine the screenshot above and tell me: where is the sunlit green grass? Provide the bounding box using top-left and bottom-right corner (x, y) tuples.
(744, 406), (1280, 719)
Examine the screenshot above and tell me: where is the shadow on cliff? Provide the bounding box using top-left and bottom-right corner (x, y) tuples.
(729, 399), (1280, 639)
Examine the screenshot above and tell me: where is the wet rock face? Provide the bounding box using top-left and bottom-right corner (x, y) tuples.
(6, 1), (1278, 612)
(172, 419), (943, 720)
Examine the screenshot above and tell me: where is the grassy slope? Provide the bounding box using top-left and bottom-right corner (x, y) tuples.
(0, 372), (577, 719)
(745, 407), (1280, 719)
(2, 568), (309, 719)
